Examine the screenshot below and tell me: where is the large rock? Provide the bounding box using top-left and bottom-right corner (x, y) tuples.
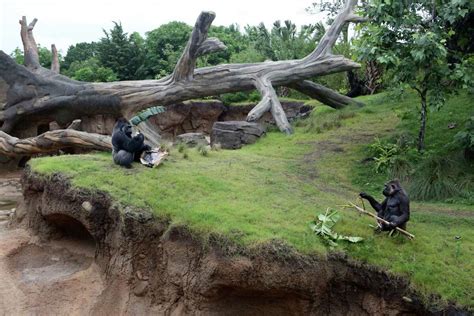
(175, 133), (209, 147)
(211, 121), (265, 149)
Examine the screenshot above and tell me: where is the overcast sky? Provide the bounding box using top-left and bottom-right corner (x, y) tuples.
(1, 0), (324, 55)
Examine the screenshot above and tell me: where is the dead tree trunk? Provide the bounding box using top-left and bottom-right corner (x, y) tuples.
(0, 130), (111, 157)
(0, 0), (365, 156)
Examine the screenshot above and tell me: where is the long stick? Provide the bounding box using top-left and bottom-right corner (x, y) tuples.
(349, 202), (415, 239)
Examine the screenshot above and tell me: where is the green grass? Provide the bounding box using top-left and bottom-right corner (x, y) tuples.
(29, 90), (474, 309)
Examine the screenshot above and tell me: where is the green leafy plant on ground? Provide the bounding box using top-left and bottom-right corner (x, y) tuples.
(310, 208), (363, 247)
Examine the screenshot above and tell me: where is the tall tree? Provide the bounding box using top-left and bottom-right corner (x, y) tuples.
(144, 22), (192, 79)
(62, 42), (98, 70)
(98, 22), (145, 80)
(358, 0), (474, 151)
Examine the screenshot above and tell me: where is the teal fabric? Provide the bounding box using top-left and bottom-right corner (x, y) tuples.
(130, 106), (166, 125)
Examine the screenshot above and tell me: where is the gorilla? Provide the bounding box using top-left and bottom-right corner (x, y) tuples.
(359, 179), (410, 231)
(112, 118), (151, 168)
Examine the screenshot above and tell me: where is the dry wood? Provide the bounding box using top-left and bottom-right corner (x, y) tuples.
(349, 202), (415, 239)
(0, 130), (111, 156)
(289, 81), (364, 109)
(51, 44), (60, 73)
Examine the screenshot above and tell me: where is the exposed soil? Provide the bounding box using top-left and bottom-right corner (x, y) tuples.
(0, 172), (104, 315)
(0, 170), (469, 315)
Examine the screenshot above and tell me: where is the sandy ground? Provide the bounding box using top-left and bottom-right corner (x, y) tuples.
(0, 172), (104, 315)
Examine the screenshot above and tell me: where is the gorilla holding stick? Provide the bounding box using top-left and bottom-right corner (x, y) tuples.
(112, 118), (151, 168)
(359, 180), (410, 231)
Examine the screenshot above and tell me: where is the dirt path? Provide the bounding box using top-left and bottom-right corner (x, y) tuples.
(0, 172), (105, 315)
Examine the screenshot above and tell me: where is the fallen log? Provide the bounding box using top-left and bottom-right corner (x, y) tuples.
(0, 130), (111, 157)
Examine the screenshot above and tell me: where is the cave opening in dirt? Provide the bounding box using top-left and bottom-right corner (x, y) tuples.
(44, 214), (95, 245)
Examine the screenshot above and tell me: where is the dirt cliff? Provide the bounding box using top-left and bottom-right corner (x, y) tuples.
(9, 169), (467, 315)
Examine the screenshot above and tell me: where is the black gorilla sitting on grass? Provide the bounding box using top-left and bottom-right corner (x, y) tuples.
(112, 118), (151, 168)
(359, 179), (410, 231)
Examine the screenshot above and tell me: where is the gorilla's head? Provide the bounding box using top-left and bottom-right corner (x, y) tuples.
(383, 179), (402, 197)
(116, 118), (132, 137)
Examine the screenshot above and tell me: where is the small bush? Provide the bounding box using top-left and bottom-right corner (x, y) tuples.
(197, 144), (208, 157)
(177, 143), (186, 153)
(408, 155), (459, 201)
(302, 107), (356, 134)
(211, 143), (222, 151)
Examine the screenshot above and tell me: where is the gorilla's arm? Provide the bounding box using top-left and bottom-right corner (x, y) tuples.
(359, 192), (386, 213)
(121, 133), (145, 153)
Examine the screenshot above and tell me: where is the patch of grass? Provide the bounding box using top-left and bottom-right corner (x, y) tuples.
(299, 105), (357, 134)
(29, 90), (474, 309)
(196, 144), (208, 157)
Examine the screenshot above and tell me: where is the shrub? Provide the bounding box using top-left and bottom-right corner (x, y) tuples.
(302, 107), (356, 134)
(453, 116), (474, 160)
(197, 144), (208, 157)
(408, 155), (459, 201)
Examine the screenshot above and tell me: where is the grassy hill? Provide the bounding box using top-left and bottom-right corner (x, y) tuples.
(29, 91), (474, 308)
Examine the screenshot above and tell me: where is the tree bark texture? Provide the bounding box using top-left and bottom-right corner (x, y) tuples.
(0, 130), (111, 157)
(0, 0), (365, 156)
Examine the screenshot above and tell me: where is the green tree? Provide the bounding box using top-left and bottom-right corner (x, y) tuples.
(358, 0), (474, 151)
(62, 42), (98, 71)
(197, 24), (250, 67)
(98, 22), (145, 80)
(65, 57), (117, 82)
(10, 45), (59, 68)
(144, 21), (192, 79)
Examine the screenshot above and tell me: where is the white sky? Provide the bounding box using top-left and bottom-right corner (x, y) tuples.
(1, 0), (324, 55)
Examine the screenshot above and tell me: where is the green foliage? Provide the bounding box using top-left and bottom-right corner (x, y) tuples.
(310, 208), (363, 247)
(453, 116), (474, 150)
(368, 136), (419, 179)
(64, 57), (118, 82)
(196, 144), (209, 157)
(219, 90), (261, 105)
(62, 42), (98, 70)
(144, 21), (192, 79)
(299, 106), (356, 134)
(177, 143), (186, 153)
(355, 91), (474, 203)
(408, 154), (461, 201)
(98, 22), (146, 80)
(197, 24), (250, 67)
(10, 45), (61, 68)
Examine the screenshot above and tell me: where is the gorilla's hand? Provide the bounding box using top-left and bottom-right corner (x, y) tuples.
(143, 144), (152, 152)
(133, 133), (144, 142)
(359, 192), (370, 199)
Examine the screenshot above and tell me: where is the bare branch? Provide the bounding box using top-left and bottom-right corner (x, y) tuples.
(51, 44), (60, 73)
(247, 77), (292, 134)
(306, 0), (364, 59)
(196, 38), (226, 57)
(19, 16), (40, 69)
(67, 119), (82, 130)
(289, 81), (364, 109)
(172, 11), (217, 82)
(0, 129), (111, 157)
